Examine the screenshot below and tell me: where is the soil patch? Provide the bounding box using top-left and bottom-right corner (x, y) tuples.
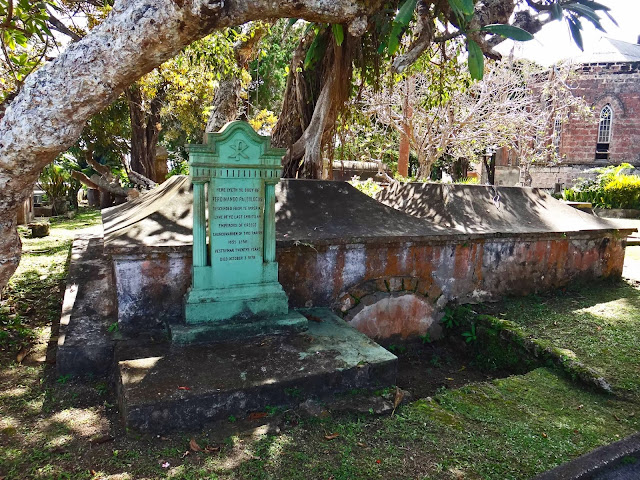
(392, 337), (521, 399)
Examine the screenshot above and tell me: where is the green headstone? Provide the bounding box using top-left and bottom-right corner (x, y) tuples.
(172, 121), (307, 344)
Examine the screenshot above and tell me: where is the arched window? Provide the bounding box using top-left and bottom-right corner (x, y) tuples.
(596, 104), (612, 161)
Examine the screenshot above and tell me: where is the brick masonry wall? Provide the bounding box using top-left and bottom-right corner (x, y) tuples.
(560, 63), (640, 165)
(110, 232), (627, 340)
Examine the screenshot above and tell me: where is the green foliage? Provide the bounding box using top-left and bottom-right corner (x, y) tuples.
(419, 332), (432, 344)
(558, 0), (612, 51)
(387, 344), (407, 354)
(151, 31), (237, 146)
(95, 382), (108, 396)
(455, 176), (479, 184)
(56, 374), (72, 384)
(441, 307), (458, 329)
(37, 163), (69, 214)
(441, 305), (472, 329)
(249, 20), (300, 114)
(331, 24), (344, 47)
(480, 24), (534, 41)
(303, 25), (327, 70)
(387, 0), (418, 55)
(602, 176), (640, 209)
(563, 163), (640, 209)
(0, 0), (53, 101)
(284, 387), (302, 398)
(166, 152), (189, 178)
(0, 311), (31, 349)
(264, 404), (280, 415)
(448, 0), (474, 17)
(71, 96), (131, 167)
(348, 177), (382, 197)
(465, 39), (483, 81)
(461, 323), (477, 343)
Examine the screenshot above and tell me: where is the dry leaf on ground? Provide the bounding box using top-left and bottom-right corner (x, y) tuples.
(324, 433), (340, 440)
(88, 434), (114, 445)
(16, 345), (30, 363)
(189, 438), (202, 452)
(393, 387), (405, 409)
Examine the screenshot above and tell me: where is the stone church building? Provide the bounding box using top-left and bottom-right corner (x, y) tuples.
(495, 36), (640, 188)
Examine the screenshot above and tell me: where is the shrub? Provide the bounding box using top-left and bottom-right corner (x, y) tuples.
(349, 176), (382, 197)
(38, 164), (70, 215)
(562, 163), (640, 209)
(602, 175), (640, 209)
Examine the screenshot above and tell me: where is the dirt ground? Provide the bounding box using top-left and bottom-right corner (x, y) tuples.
(394, 338), (519, 399)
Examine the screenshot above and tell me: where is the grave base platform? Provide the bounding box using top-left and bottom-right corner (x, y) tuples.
(117, 309), (397, 432)
(183, 280), (290, 324)
(170, 310), (308, 345)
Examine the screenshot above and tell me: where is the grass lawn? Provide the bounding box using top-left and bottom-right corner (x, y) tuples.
(1, 213), (639, 479)
(480, 280), (640, 397)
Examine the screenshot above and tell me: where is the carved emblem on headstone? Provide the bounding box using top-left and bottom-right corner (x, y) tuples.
(229, 140), (249, 160)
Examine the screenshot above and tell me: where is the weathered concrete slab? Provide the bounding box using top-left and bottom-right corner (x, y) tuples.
(170, 310), (308, 345)
(534, 432), (640, 480)
(102, 177), (451, 254)
(103, 178), (634, 253)
(103, 175), (193, 252)
(117, 309), (397, 432)
(57, 231), (117, 377)
(374, 183), (628, 235)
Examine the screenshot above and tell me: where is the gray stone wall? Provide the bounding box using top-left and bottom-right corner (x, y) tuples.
(528, 165), (598, 190)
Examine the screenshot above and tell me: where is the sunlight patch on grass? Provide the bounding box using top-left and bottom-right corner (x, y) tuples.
(487, 282), (640, 396)
(40, 407), (105, 438)
(1, 386), (29, 398)
(575, 298), (640, 324)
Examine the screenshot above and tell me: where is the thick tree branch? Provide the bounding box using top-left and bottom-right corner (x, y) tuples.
(70, 170), (100, 190)
(86, 157), (111, 177)
(46, 9), (83, 42)
(392, 0), (434, 73)
(88, 173), (137, 198)
(128, 169), (157, 189)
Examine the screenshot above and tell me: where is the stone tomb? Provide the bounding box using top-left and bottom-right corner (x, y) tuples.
(56, 122), (398, 432)
(96, 177), (632, 341)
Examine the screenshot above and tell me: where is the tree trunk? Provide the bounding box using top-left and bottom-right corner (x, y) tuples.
(0, 0), (379, 290)
(204, 23), (268, 137)
(272, 28), (356, 179)
(205, 76), (243, 135)
(398, 78), (414, 178)
(483, 153), (496, 185)
(126, 83), (165, 183)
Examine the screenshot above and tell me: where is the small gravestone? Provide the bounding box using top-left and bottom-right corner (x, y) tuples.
(171, 121), (307, 344)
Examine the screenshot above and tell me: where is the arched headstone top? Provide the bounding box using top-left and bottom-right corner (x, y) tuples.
(189, 121), (286, 181)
